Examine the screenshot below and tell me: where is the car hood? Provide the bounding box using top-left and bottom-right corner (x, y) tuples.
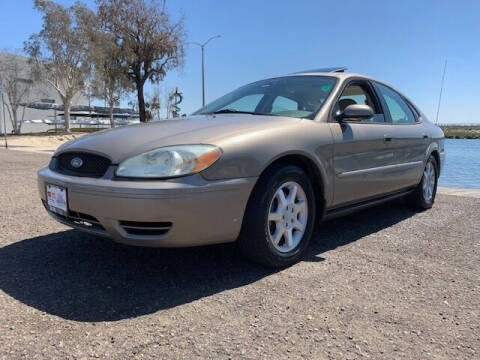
(55, 114), (300, 163)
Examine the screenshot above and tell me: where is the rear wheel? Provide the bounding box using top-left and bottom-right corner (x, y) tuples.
(407, 155), (438, 210)
(237, 164), (316, 267)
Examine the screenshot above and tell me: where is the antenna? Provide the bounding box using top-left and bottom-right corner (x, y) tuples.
(435, 59), (447, 124)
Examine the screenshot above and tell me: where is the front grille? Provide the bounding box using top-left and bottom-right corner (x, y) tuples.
(119, 220), (172, 237)
(54, 152), (111, 178)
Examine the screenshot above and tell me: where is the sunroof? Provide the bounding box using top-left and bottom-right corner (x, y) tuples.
(293, 67), (347, 74)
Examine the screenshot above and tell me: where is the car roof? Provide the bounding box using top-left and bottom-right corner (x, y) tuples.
(278, 67), (378, 82)
(278, 68), (422, 115)
(292, 66), (348, 74)
(263, 68), (411, 102)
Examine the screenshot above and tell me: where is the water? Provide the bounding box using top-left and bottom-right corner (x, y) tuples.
(438, 139), (480, 189)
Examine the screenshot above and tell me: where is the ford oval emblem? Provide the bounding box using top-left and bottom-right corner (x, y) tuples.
(70, 157), (83, 168)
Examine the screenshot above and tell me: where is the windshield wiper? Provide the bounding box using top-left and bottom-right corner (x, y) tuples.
(212, 109), (269, 115)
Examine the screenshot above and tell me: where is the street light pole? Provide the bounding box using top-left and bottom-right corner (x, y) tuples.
(187, 35), (221, 108)
(201, 45), (205, 107)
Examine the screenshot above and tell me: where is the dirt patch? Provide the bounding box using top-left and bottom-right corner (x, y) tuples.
(0, 133), (87, 151)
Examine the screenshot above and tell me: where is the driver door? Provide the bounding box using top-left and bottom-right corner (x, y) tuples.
(329, 80), (397, 207)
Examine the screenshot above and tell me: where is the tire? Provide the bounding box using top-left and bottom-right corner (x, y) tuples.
(407, 155), (438, 210)
(237, 164), (316, 267)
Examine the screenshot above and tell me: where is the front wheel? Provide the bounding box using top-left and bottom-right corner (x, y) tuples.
(237, 164), (316, 267)
(407, 155), (438, 210)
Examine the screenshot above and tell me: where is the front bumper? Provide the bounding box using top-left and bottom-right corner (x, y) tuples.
(38, 167), (257, 247)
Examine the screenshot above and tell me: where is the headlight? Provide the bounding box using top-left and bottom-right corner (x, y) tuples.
(116, 144), (222, 178)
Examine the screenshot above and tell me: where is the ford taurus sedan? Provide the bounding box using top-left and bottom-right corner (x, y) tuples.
(39, 67), (445, 267)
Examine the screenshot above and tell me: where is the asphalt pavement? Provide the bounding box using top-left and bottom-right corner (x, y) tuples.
(0, 149), (478, 359)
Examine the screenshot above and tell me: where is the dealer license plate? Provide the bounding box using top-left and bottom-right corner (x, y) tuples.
(46, 184), (68, 216)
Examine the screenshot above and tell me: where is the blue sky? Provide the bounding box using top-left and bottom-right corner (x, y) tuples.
(1, 0), (479, 124)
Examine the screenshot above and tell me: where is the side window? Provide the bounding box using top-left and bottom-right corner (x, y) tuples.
(271, 96), (298, 113)
(375, 83), (416, 124)
(337, 83), (385, 123)
(221, 94), (263, 112)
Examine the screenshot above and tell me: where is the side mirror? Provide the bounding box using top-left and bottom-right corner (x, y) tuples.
(337, 104), (374, 121)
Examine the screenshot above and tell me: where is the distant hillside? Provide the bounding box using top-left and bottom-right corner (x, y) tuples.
(441, 125), (480, 139)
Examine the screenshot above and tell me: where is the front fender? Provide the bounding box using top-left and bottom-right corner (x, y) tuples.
(201, 120), (334, 205)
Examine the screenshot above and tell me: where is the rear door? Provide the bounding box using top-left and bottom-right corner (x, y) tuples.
(373, 82), (427, 189)
(329, 80), (398, 207)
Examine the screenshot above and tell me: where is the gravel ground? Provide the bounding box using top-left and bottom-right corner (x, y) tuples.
(0, 149), (479, 359)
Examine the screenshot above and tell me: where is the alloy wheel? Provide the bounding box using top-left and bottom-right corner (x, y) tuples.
(422, 160), (436, 202)
(267, 181), (308, 253)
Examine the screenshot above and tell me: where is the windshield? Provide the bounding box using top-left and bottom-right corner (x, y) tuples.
(194, 75), (337, 119)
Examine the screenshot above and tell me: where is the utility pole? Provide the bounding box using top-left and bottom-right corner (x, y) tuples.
(0, 85), (7, 149)
(187, 35), (222, 108)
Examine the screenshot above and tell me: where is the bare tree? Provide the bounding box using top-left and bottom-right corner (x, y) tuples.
(0, 53), (34, 134)
(89, 26), (133, 127)
(146, 86), (162, 121)
(151, 88), (162, 121)
(97, 0), (185, 122)
(24, 0), (95, 132)
(164, 86), (174, 119)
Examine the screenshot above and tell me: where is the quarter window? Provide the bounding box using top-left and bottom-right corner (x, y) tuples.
(375, 83), (416, 124)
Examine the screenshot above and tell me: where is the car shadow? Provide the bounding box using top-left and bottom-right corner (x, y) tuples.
(0, 199), (415, 322)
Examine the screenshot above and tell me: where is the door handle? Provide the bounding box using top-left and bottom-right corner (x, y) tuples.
(384, 134), (393, 142)
(422, 134), (429, 139)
